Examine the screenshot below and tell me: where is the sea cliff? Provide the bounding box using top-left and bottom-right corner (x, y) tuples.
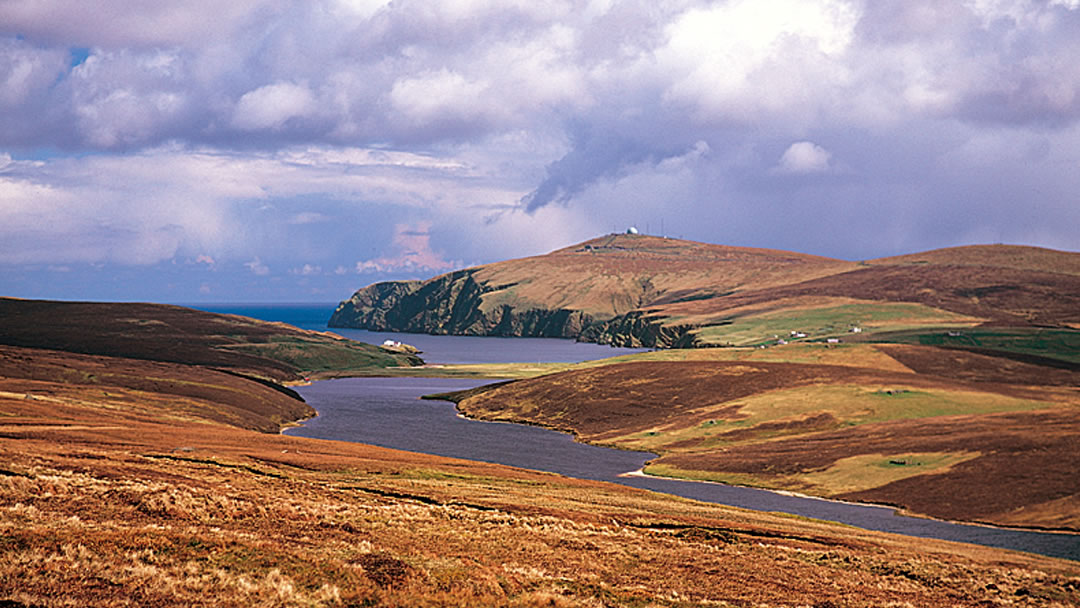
(329, 234), (1080, 350)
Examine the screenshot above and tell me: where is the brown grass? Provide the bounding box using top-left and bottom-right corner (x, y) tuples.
(3, 397), (1079, 606)
(3, 345), (1079, 606)
(870, 243), (1080, 276)
(472, 234), (857, 319)
(0, 298), (419, 383)
(455, 355), (1080, 531)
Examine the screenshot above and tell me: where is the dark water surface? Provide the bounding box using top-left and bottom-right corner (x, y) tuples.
(200, 304), (1080, 561)
(191, 303), (648, 364)
(290, 377), (1079, 562)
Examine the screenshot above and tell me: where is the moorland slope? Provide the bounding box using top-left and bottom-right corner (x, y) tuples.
(0, 298), (422, 384)
(0, 298), (423, 432)
(331, 235), (1080, 530)
(2, 304), (1078, 606)
(449, 343), (1080, 531)
(331, 234), (1080, 350)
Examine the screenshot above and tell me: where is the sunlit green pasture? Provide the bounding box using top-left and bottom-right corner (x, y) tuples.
(875, 327), (1080, 365)
(688, 302), (980, 347)
(613, 384), (1057, 454)
(796, 451), (982, 495)
(644, 451), (983, 497)
(392, 341), (921, 381)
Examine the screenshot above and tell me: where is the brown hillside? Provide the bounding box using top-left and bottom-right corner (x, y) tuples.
(333, 235), (1080, 347)
(0, 345), (312, 433)
(658, 263), (1080, 328)
(473, 234), (854, 317)
(456, 358), (1080, 530)
(3, 348), (1079, 605)
(870, 244), (1080, 276)
(0, 298), (420, 382)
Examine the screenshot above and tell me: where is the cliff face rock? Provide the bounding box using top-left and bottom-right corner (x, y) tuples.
(579, 311), (700, 349)
(328, 234), (847, 345)
(330, 270), (598, 338)
(331, 270), (481, 334)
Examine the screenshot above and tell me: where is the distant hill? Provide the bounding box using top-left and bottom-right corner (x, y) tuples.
(0, 298), (422, 384)
(331, 234), (1080, 349)
(0, 298), (424, 433)
(447, 351), (1080, 530)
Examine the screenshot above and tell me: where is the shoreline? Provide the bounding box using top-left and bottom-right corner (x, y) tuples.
(291, 376), (1080, 555)
(617, 468), (1080, 537)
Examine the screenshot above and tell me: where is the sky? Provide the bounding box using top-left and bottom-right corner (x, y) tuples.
(2, 0), (1079, 303)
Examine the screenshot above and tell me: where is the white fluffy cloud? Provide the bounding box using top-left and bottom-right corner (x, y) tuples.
(390, 70), (490, 127)
(232, 81), (317, 131)
(777, 141), (832, 173)
(245, 257), (270, 276)
(659, 0), (859, 123)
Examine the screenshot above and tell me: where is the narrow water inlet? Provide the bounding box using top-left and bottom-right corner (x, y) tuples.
(291, 376), (1080, 562)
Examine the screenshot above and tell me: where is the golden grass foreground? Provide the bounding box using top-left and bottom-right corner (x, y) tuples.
(1, 348), (1079, 606)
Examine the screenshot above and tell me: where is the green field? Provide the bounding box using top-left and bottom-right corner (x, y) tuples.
(871, 327), (1080, 365)
(688, 302), (979, 347)
(615, 383), (1056, 455)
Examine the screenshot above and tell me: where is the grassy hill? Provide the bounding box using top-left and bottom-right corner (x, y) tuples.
(330, 234), (856, 342)
(323, 235), (1080, 529)
(441, 342), (1080, 531)
(331, 235), (1080, 361)
(0, 298), (424, 435)
(0, 298), (422, 384)
(3, 337), (1078, 605)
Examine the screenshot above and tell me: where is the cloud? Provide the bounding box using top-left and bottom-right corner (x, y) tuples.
(355, 222), (458, 274)
(195, 254), (215, 266)
(232, 81), (316, 131)
(244, 257), (270, 276)
(0, 1), (277, 49)
(0, 38), (67, 107)
(0, 144), (523, 267)
(290, 263), (322, 276)
(0, 0), (1077, 154)
(776, 141), (833, 174)
(520, 129), (695, 212)
(390, 69), (488, 127)
(3, 0), (1080, 302)
(658, 0), (859, 123)
(288, 212), (329, 225)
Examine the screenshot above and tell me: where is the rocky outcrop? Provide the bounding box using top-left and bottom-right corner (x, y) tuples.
(330, 270), (601, 339)
(331, 271), (706, 347)
(579, 311), (701, 348)
(487, 307), (597, 338)
(330, 270), (488, 334)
